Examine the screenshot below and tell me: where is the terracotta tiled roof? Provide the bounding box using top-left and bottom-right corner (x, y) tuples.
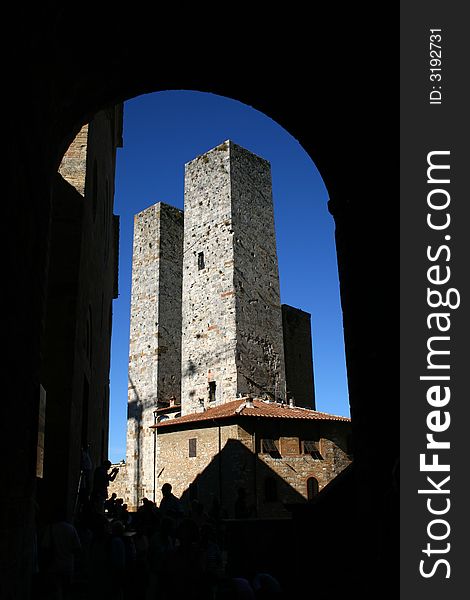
(156, 405), (181, 413)
(154, 397), (350, 429)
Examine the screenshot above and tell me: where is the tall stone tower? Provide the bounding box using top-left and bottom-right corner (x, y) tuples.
(181, 141), (286, 415)
(126, 202), (183, 506)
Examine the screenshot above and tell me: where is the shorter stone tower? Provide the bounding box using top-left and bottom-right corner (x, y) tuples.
(282, 304), (316, 409)
(181, 141), (286, 415)
(126, 202), (183, 507)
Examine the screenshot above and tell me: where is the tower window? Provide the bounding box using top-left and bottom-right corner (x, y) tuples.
(262, 439), (278, 453)
(307, 477), (319, 500)
(189, 438), (197, 457)
(198, 252), (205, 270)
(261, 439), (281, 458)
(208, 381), (216, 402)
(303, 440), (323, 460)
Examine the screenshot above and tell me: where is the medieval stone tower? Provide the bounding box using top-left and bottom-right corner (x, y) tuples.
(126, 141), (293, 505)
(181, 140), (286, 414)
(126, 203), (183, 506)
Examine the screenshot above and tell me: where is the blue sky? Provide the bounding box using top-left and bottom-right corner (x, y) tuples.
(108, 90), (349, 463)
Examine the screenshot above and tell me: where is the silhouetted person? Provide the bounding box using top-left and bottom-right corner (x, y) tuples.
(147, 516), (177, 599)
(200, 522), (224, 593)
(92, 460), (118, 513)
(40, 509), (82, 600)
(173, 518), (207, 598)
(114, 497), (124, 519)
(230, 577), (256, 599)
(135, 497), (160, 536)
(88, 516), (112, 599)
(109, 520), (136, 600)
(120, 503), (131, 527)
(252, 573), (283, 599)
(159, 483), (183, 519)
(128, 522), (149, 598)
(104, 492), (117, 516)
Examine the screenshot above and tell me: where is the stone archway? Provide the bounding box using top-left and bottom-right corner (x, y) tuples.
(3, 6), (398, 598)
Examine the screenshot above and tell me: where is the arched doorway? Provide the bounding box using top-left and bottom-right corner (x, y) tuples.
(306, 476), (319, 500)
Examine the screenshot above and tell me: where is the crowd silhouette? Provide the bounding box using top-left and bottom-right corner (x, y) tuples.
(33, 481), (284, 600)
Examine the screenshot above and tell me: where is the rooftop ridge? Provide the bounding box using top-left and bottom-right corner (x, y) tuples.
(153, 396), (351, 429)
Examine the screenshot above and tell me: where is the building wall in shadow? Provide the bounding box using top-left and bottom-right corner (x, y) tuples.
(282, 304), (316, 409)
(154, 419), (351, 519)
(37, 107), (122, 526)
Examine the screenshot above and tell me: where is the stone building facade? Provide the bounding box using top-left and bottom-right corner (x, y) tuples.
(282, 304), (315, 409)
(113, 398), (351, 516)
(39, 105), (123, 522)
(126, 203), (183, 509)
(152, 398), (351, 518)
(182, 141), (286, 414)
(122, 141), (340, 510)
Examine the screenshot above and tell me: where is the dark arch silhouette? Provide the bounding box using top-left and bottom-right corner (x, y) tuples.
(4, 7), (398, 599)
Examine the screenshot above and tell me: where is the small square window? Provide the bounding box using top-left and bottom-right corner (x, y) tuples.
(189, 438), (197, 457)
(261, 439), (280, 457)
(303, 440), (323, 460)
(262, 439), (277, 453)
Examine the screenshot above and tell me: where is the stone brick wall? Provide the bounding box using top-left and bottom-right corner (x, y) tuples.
(126, 202), (184, 509)
(154, 423), (239, 513)
(40, 106), (122, 522)
(107, 463), (132, 503)
(251, 420), (351, 518)
(181, 142), (237, 413)
(181, 141), (286, 414)
(123, 141), (341, 513)
(58, 124), (89, 196)
(230, 143), (286, 402)
(282, 304), (315, 409)
(153, 417), (351, 518)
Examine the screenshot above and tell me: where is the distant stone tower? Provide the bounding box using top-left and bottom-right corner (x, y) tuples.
(126, 202), (183, 507)
(282, 304), (316, 409)
(181, 141), (286, 415)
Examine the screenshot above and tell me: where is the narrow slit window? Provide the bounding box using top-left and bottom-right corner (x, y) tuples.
(208, 381), (216, 402)
(198, 251), (205, 270)
(189, 437), (197, 457)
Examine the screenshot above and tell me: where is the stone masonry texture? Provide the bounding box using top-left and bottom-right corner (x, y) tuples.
(181, 141), (286, 415)
(41, 107), (122, 522)
(123, 142), (329, 510)
(126, 202), (183, 508)
(152, 418), (351, 519)
(282, 304), (316, 409)
(58, 124), (89, 196)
